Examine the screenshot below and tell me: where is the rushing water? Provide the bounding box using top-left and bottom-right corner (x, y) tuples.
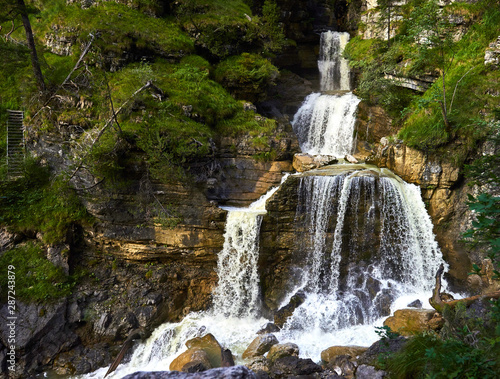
(292, 92), (360, 156)
(292, 31), (360, 157)
(318, 31), (351, 92)
(81, 29), (448, 378)
(276, 168), (446, 359)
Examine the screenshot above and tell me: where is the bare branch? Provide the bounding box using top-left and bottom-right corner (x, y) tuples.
(68, 81), (154, 181)
(449, 65), (478, 115)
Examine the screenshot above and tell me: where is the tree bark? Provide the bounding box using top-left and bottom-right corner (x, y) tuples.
(17, 0), (45, 92)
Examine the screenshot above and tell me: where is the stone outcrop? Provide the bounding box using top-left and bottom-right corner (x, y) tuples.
(485, 36), (500, 67)
(0, 301), (80, 377)
(292, 153), (337, 172)
(383, 309), (438, 336)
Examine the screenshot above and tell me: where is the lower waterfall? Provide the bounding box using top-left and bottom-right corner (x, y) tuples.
(81, 168), (447, 378)
(274, 167), (446, 359)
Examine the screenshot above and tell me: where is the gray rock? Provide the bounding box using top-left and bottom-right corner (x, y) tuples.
(122, 365), (257, 378)
(355, 364), (386, 378)
(407, 299), (423, 308)
(270, 356), (323, 377)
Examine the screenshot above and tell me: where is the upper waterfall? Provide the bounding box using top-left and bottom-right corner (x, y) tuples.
(292, 31), (360, 157)
(319, 31), (351, 91)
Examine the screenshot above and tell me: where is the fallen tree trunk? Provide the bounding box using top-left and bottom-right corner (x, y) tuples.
(429, 263), (500, 313)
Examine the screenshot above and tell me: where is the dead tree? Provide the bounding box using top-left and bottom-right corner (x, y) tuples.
(430, 263), (500, 313)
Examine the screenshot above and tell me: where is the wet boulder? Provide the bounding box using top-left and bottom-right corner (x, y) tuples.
(266, 343), (299, 363)
(273, 291), (306, 328)
(170, 348), (213, 372)
(242, 334), (278, 360)
(186, 333), (224, 368)
(256, 323), (280, 335)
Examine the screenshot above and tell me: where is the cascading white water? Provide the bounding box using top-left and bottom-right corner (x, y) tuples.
(81, 180), (288, 379)
(292, 31), (360, 157)
(276, 168), (446, 360)
(292, 92), (360, 156)
(318, 31), (351, 92)
(213, 181), (285, 318)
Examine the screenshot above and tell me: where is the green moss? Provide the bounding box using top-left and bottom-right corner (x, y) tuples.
(214, 53), (279, 101)
(39, 1), (194, 58)
(0, 159), (91, 244)
(0, 242), (75, 302)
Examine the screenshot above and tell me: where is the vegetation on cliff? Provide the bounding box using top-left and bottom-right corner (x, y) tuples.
(345, 0), (500, 163)
(0, 0), (287, 237)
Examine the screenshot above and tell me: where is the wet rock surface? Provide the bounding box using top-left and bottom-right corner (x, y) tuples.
(123, 365), (258, 378)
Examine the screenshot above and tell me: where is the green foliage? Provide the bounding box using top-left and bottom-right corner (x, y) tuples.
(174, 0), (287, 58)
(349, 0), (500, 158)
(0, 242), (75, 302)
(39, 1), (194, 59)
(215, 53), (279, 101)
(0, 158), (90, 244)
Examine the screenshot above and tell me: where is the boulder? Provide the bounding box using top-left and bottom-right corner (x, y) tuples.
(383, 309), (437, 336)
(407, 300), (423, 309)
(123, 365), (257, 378)
(246, 356), (270, 373)
(321, 346), (368, 364)
(345, 154), (359, 164)
(266, 343), (299, 363)
(355, 364), (386, 379)
(186, 334), (223, 368)
(269, 356), (323, 377)
(358, 336), (407, 366)
(256, 323), (280, 335)
(327, 355), (356, 378)
(170, 348), (213, 372)
(242, 334), (278, 360)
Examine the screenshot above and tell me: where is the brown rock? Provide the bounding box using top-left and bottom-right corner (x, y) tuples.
(185, 333), (223, 368)
(267, 343), (299, 363)
(320, 346), (368, 364)
(242, 334), (278, 360)
(169, 347), (212, 372)
(383, 308), (437, 336)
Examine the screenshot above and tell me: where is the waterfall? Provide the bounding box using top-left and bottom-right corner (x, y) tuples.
(318, 31), (351, 91)
(213, 181), (285, 318)
(292, 31), (360, 157)
(292, 92), (360, 156)
(276, 168), (446, 359)
(83, 180), (288, 378)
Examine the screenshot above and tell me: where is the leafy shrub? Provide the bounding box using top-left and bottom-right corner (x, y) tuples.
(214, 53), (279, 101)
